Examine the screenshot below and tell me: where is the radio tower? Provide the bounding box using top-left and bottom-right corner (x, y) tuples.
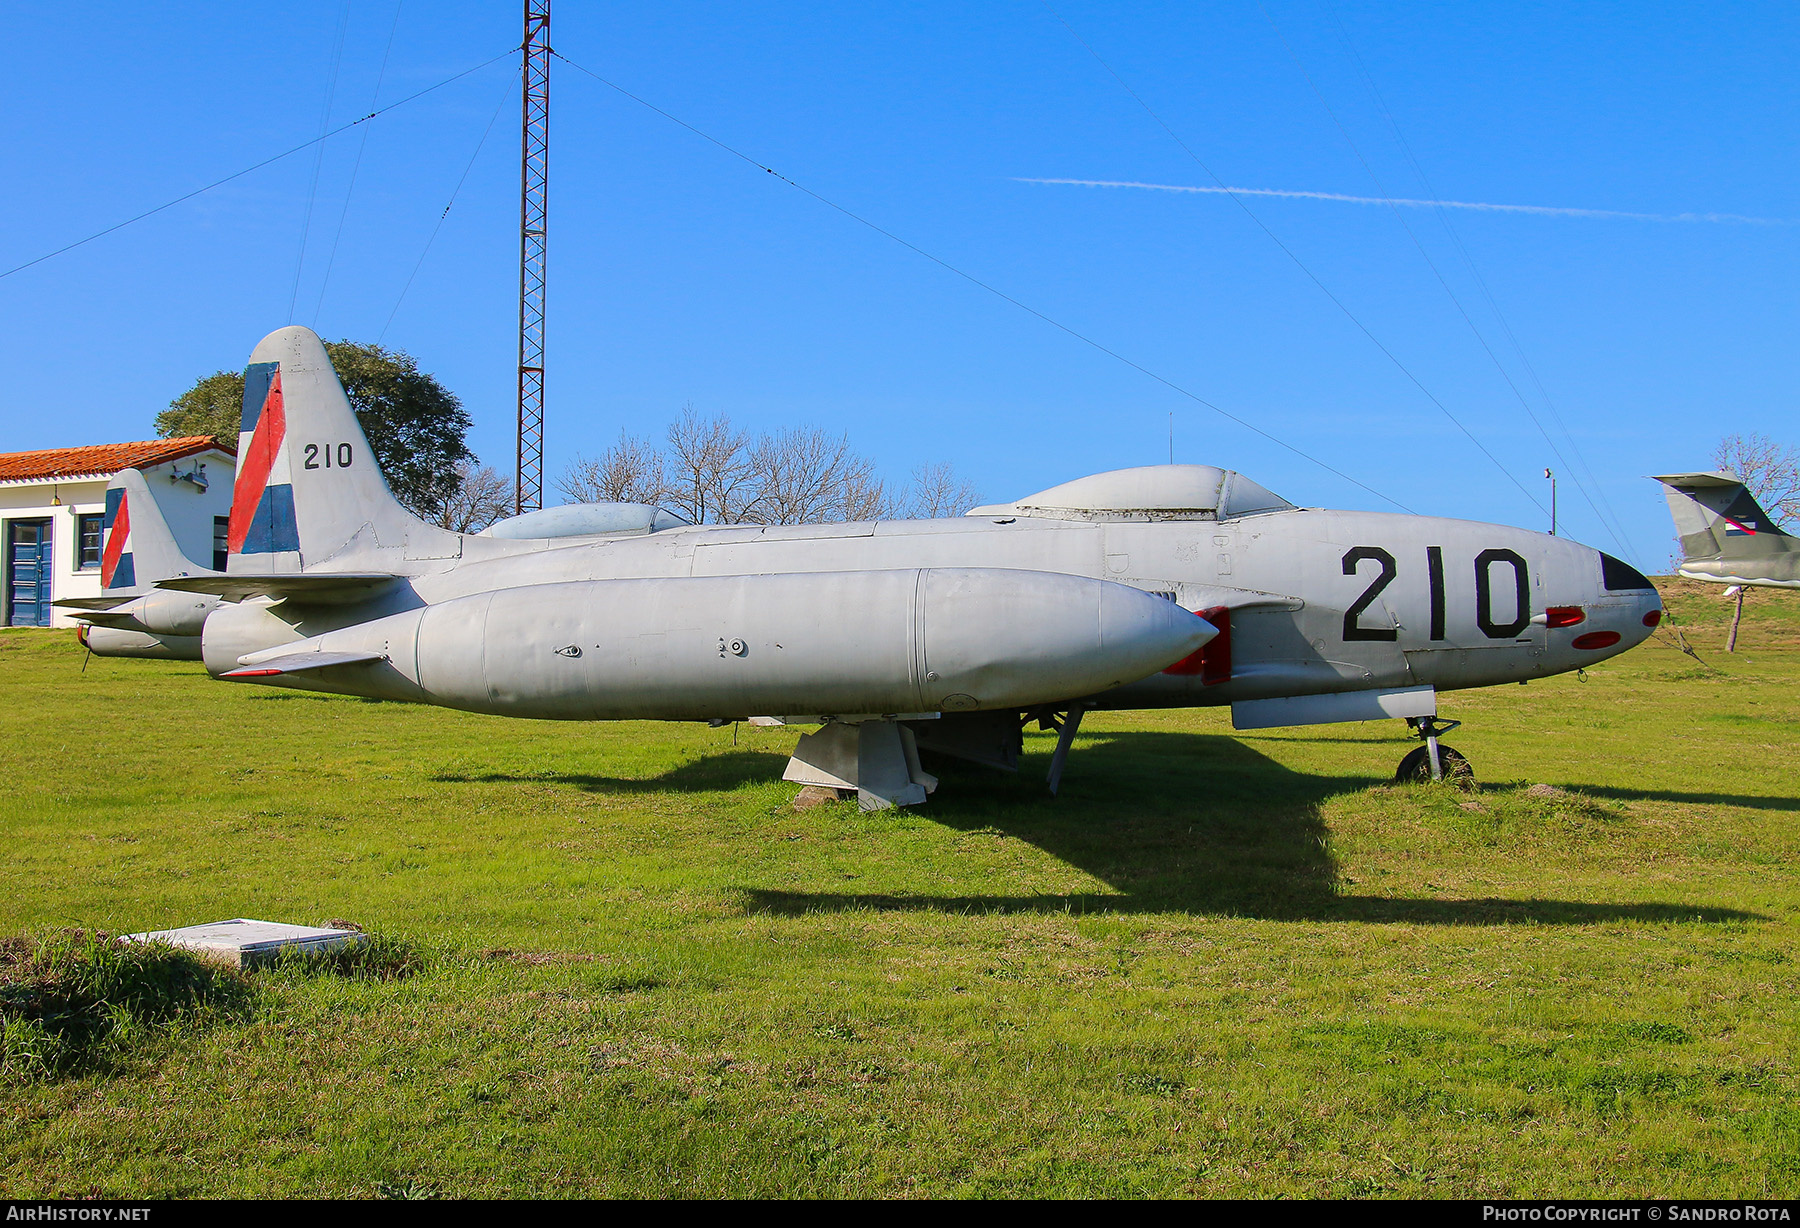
(515, 2), (550, 513)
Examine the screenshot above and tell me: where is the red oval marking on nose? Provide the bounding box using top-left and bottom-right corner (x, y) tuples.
(1545, 605), (1585, 628)
(1642, 609), (1662, 627)
(1572, 631), (1621, 650)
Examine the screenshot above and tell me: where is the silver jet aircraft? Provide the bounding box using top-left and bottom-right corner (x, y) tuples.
(57, 467), (223, 660)
(1655, 471), (1798, 589)
(166, 327), (1663, 808)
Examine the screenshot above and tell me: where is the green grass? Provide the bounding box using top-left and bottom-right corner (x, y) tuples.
(1, 579), (1796, 1198)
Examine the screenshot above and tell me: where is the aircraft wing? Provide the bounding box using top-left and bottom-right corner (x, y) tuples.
(158, 573), (403, 605)
(221, 650), (387, 678)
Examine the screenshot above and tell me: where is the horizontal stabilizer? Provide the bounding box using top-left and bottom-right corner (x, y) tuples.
(159, 573), (402, 604)
(1649, 471), (1745, 490)
(72, 611), (144, 629)
(222, 649), (386, 678)
(52, 595), (137, 611)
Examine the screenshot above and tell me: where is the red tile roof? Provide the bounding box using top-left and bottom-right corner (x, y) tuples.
(0, 436), (234, 484)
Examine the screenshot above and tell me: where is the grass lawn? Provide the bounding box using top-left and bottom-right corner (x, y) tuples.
(1, 577), (1796, 1198)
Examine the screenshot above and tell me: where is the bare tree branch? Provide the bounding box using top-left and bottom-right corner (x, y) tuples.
(901, 461), (981, 519)
(665, 405), (757, 525)
(556, 432), (666, 506)
(430, 462), (513, 533)
(744, 427), (894, 524)
(552, 407), (971, 529)
(1714, 433), (1800, 527)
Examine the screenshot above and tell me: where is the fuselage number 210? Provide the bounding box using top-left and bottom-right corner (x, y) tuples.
(1341, 545), (1531, 643)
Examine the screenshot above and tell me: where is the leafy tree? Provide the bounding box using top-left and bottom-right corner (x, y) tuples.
(154, 371), (243, 445)
(157, 341), (473, 518)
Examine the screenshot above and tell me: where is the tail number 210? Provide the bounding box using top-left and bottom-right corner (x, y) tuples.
(303, 443), (354, 470)
(1342, 545), (1530, 642)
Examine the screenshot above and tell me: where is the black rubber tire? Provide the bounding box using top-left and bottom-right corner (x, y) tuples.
(1395, 744), (1475, 789)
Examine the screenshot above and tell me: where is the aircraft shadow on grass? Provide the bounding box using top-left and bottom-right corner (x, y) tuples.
(433, 729), (1768, 926)
(1553, 784), (1800, 813)
(736, 731), (1770, 926)
(433, 750), (790, 795)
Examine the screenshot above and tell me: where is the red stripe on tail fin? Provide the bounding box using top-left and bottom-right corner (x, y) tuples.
(100, 492), (131, 587)
(227, 370), (286, 553)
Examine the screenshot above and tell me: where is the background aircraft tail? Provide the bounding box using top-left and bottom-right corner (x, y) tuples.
(102, 467), (211, 592)
(229, 326), (461, 573)
(1653, 471), (1799, 587)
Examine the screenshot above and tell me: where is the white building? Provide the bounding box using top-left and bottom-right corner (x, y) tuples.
(1, 437), (237, 628)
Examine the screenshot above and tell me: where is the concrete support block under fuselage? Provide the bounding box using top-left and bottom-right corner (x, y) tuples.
(784, 719), (940, 811)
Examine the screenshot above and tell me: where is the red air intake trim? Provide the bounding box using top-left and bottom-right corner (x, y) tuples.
(1571, 631), (1621, 651)
(1163, 605), (1231, 685)
(1544, 605), (1585, 628)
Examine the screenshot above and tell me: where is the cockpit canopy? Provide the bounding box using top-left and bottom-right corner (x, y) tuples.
(479, 502), (690, 540)
(967, 464), (1295, 523)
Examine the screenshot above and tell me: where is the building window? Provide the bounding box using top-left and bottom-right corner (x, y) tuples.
(213, 516), (229, 572)
(77, 513), (104, 570)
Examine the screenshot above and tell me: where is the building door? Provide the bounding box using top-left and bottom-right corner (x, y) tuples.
(7, 519), (53, 627)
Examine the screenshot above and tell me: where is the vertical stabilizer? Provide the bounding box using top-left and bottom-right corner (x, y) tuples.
(1652, 471), (1799, 588)
(228, 326), (461, 573)
(103, 468), (212, 592)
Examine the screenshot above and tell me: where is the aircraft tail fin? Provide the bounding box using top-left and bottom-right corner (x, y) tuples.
(1653, 471), (1799, 586)
(229, 326), (461, 573)
(101, 468), (212, 592)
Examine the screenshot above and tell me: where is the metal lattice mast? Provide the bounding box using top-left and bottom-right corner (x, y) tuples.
(515, 2), (550, 513)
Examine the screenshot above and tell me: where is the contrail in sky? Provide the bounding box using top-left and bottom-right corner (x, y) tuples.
(1016, 178), (1791, 225)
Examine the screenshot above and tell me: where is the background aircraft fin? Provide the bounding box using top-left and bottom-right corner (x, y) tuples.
(99, 467), (213, 593)
(1653, 471), (1799, 587)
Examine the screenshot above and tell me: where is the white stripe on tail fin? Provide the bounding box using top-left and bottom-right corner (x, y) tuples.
(228, 326), (462, 574)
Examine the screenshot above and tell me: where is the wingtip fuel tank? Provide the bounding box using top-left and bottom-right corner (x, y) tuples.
(214, 568), (1215, 720)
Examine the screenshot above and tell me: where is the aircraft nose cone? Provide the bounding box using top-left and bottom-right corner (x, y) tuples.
(1575, 546), (1662, 657)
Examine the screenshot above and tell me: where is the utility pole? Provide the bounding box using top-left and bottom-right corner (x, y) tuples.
(515, 2), (551, 514)
(1545, 467), (1557, 536)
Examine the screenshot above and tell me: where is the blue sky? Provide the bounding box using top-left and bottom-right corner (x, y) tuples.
(1, 2), (1794, 567)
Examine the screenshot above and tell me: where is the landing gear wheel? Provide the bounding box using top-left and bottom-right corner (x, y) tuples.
(1396, 744), (1474, 789)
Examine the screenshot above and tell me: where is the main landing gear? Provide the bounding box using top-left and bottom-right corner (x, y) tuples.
(1396, 715), (1474, 789)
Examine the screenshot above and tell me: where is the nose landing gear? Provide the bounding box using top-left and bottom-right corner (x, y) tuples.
(1397, 716), (1474, 789)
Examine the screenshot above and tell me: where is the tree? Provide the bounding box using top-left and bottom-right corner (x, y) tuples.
(746, 427), (894, 525)
(901, 461), (980, 519)
(555, 431), (666, 506)
(1714, 433), (1800, 528)
(663, 405), (758, 526)
(556, 408), (976, 527)
(430, 462), (513, 533)
(157, 341), (473, 519)
(154, 371), (242, 445)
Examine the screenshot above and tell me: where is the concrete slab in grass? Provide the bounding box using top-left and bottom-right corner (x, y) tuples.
(124, 919), (364, 967)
